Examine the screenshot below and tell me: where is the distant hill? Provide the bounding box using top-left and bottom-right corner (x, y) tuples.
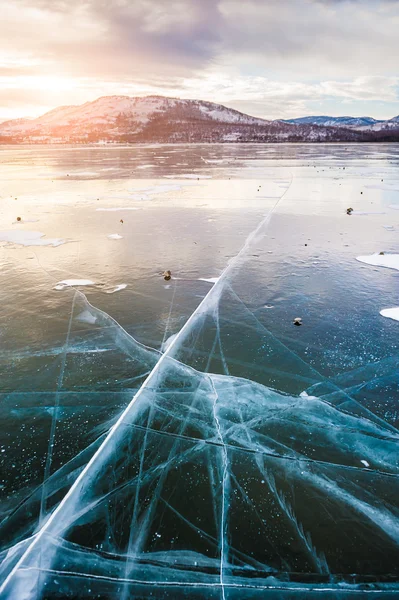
(284, 114), (399, 132)
(1, 95), (398, 143)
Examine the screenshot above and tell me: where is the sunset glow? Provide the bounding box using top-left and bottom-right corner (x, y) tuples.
(1, 0), (398, 122)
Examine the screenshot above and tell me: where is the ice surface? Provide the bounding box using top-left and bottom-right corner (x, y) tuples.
(0, 230), (65, 247)
(380, 307), (399, 322)
(1, 144), (399, 598)
(107, 233), (123, 240)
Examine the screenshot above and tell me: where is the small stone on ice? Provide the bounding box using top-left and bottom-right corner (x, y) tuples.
(163, 270), (172, 281)
(16, 216), (21, 222)
(293, 317), (302, 326)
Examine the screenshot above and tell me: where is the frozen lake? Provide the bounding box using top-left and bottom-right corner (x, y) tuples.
(0, 143), (398, 598)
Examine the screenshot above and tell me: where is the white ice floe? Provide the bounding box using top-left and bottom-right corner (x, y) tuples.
(198, 277), (220, 284)
(106, 284), (127, 294)
(356, 253), (399, 271)
(0, 230), (65, 247)
(107, 233), (123, 240)
(54, 279), (95, 290)
(380, 307), (399, 322)
(360, 460), (370, 467)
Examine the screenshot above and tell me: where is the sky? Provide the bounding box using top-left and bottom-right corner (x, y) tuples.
(0, 0), (398, 122)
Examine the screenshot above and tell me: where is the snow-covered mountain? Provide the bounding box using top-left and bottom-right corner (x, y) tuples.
(284, 114), (399, 132)
(0, 95), (398, 143)
(0, 96), (273, 142)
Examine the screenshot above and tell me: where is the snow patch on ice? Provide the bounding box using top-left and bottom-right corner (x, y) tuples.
(360, 460), (370, 467)
(0, 230), (65, 247)
(389, 204), (399, 210)
(380, 307), (399, 322)
(54, 279), (95, 290)
(198, 277), (220, 284)
(106, 284), (127, 294)
(12, 218), (39, 224)
(356, 253), (399, 271)
(107, 233), (123, 240)
(300, 391), (318, 400)
(351, 211), (386, 215)
(75, 310), (97, 325)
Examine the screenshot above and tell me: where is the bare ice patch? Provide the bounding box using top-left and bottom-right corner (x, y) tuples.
(107, 233), (123, 240)
(389, 204), (399, 210)
(356, 253), (399, 271)
(0, 230), (65, 247)
(54, 279), (95, 291)
(380, 307), (399, 322)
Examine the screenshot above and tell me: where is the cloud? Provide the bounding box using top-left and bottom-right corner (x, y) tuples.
(0, 0), (398, 119)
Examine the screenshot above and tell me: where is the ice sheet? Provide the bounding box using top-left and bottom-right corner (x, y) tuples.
(1, 144), (399, 599)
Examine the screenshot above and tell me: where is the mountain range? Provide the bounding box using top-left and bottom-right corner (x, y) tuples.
(1, 95), (398, 144)
(283, 115), (399, 131)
